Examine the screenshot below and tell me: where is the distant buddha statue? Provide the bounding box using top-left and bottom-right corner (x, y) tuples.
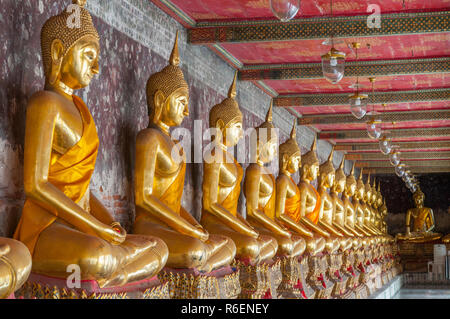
(244, 103), (305, 259)
(317, 146), (347, 253)
(134, 33), (236, 273)
(0, 239), (32, 299)
(201, 72), (275, 266)
(342, 162), (363, 250)
(275, 120), (324, 256)
(330, 156), (355, 248)
(13, 0), (166, 288)
(396, 188), (442, 243)
(297, 137), (332, 251)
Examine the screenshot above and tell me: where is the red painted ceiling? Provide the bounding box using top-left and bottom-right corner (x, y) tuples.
(152, 0), (450, 170)
(165, 0), (449, 22)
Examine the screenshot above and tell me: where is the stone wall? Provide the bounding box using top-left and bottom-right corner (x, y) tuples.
(0, 0), (349, 237)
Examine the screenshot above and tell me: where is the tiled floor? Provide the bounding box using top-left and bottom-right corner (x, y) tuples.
(392, 288), (450, 299)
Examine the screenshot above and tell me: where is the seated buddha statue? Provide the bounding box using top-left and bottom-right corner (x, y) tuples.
(317, 147), (348, 254)
(330, 156), (354, 251)
(134, 33), (236, 273)
(341, 162), (363, 250)
(275, 120), (320, 256)
(396, 188), (442, 243)
(0, 239), (32, 299)
(201, 72), (275, 266)
(352, 170), (374, 242)
(297, 137), (332, 252)
(244, 103), (305, 259)
(13, 0), (167, 288)
(363, 174), (382, 238)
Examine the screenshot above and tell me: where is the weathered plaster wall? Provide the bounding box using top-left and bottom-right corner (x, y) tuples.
(0, 0), (349, 237)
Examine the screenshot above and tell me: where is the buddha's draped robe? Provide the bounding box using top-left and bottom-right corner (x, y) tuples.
(14, 96), (98, 255)
(305, 186), (321, 224)
(283, 177), (301, 223)
(219, 158), (243, 216)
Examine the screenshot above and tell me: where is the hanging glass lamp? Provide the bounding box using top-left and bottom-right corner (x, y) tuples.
(379, 135), (392, 155)
(270, 0), (300, 22)
(322, 47), (346, 84)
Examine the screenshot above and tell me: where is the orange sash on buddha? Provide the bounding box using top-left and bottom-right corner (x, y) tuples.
(220, 158), (243, 216)
(284, 177), (301, 223)
(305, 185), (321, 225)
(261, 173), (276, 220)
(14, 95), (99, 255)
(158, 159), (186, 215)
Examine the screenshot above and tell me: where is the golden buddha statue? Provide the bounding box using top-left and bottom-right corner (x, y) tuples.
(341, 162), (363, 249)
(330, 156), (355, 246)
(396, 188), (442, 243)
(244, 103), (305, 259)
(134, 33), (236, 273)
(0, 239), (32, 299)
(317, 146), (348, 253)
(13, 0), (166, 288)
(353, 170), (374, 241)
(297, 137), (332, 252)
(275, 120), (316, 255)
(363, 174), (382, 238)
(201, 72), (275, 266)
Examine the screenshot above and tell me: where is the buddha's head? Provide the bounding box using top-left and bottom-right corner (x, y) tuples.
(376, 182), (383, 208)
(147, 31), (189, 128)
(332, 156), (346, 193)
(301, 136), (319, 181)
(318, 146), (336, 188)
(344, 161), (357, 197)
(209, 71), (243, 147)
(279, 119), (301, 174)
(42, 0), (100, 91)
(364, 173), (372, 203)
(254, 101), (278, 164)
(355, 169), (366, 201)
(370, 178), (378, 205)
(413, 188), (425, 208)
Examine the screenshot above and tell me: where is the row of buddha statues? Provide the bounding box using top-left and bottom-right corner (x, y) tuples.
(1, 0), (444, 299)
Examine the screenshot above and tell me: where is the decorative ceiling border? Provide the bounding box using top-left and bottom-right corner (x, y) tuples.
(275, 88), (450, 106)
(335, 141), (450, 151)
(298, 109), (450, 125)
(319, 127), (450, 140)
(240, 57), (450, 80)
(189, 11), (449, 44)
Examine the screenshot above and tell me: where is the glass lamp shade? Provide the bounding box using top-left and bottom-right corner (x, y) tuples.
(270, 0), (300, 22)
(321, 48), (345, 84)
(389, 150), (401, 166)
(366, 118), (382, 139)
(349, 93), (368, 119)
(379, 135), (392, 155)
(395, 164), (406, 177)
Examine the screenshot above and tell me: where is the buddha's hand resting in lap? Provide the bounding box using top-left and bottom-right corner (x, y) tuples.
(0, 244), (10, 257)
(194, 224), (209, 242)
(95, 223), (127, 245)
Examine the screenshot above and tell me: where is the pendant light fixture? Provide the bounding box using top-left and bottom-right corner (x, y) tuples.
(349, 42), (368, 119)
(321, 0), (345, 84)
(270, 0), (300, 22)
(366, 77), (382, 139)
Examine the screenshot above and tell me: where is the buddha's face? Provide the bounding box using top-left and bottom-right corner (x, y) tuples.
(307, 162), (319, 180)
(160, 87), (189, 126)
(320, 170), (335, 188)
(364, 185), (372, 202)
(413, 193), (424, 207)
(286, 153), (300, 174)
(334, 177), (346, 193)
(223, 120), (243, 147)
(259, 138), (277, 163)
(345, 179), (356, 196)
(356, 181), (365, 200)
(60, 36), (100, 89)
